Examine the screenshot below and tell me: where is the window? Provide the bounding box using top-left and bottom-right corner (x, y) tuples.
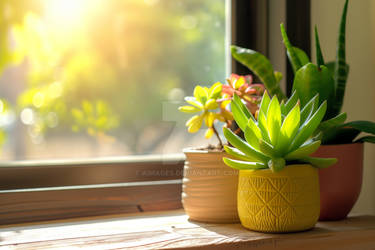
(0, 0), (312, 224)
(0, 0), (227, 161)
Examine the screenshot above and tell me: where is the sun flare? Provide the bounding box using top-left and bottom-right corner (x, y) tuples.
(44, 0), (100, 29)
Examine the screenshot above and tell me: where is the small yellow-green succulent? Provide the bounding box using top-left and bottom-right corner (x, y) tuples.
(223, 91), (337, 172)
(179, 82), (231, 143)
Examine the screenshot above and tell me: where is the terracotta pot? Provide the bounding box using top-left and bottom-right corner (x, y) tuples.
(182, 149), (239, 223)
(313, 143), (364, 221)
(237, 165), (320, 233)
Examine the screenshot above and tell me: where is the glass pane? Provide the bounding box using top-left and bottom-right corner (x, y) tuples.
(0, 0), (227, 160)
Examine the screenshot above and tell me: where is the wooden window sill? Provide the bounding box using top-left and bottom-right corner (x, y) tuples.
(1, 210), (375, 249)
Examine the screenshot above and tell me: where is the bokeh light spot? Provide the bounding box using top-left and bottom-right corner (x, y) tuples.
(20, 108), (35, 125)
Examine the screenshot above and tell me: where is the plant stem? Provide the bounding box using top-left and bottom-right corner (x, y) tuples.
(212, 124), (223, 149)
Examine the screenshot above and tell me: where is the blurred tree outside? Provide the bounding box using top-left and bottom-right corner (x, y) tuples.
(0, 0), (226, 160)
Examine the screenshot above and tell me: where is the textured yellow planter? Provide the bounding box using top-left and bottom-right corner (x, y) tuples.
(238, 164), (320, 233)
(182, 149), (239, 223)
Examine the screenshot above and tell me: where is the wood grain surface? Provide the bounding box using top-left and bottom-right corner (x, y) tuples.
(0, 210), (375, 249)
(0, 181), (182, 225)
(0, 154), (185, 189)
(0, 155), (185, 225)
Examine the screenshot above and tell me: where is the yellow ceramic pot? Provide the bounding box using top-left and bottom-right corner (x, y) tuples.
(238, 164), (320, 233)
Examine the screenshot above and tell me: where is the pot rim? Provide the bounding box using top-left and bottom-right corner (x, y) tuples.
(183, 147), (225, 154)
(238, 164), (312, 173)
(320, 142), (364, 147)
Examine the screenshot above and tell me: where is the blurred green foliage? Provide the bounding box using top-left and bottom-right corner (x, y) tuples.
(72, 100), (119, 138)
(0, 0), (226, 155)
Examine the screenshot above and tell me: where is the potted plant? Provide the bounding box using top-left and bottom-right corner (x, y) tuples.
(223, 92), (336, 232)
(230, 0), (375, 220)
(178, 75), (264, 223)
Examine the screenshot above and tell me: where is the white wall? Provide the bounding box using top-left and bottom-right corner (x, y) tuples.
(311, 0), (375, 215)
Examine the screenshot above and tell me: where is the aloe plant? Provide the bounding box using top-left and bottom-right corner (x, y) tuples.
(280, 0), (375, 144)
(281, 0), (349, 111)
(223, 92), (336, 172)
(232, 0), (375, 145)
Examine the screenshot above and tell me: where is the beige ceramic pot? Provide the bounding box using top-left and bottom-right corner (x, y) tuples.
(182, 149), (239, 223)
(312, 143), (364, 221)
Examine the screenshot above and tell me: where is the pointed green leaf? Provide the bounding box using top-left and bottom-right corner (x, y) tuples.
(290, 101), (327, 151)
(326, 61), (349, 78)
(224, 145), (257, 161)
(303, 156), (337, 169)
(276, 102), (300, 153)
(258, 110), (271, 143)
(342, 120), (375, 135)
(319, 112), (347, 131)
(332, 0), (349, 117)
(355, 136), (375, 143)
(300, 93), (319, 125)
(247, 118), (262, 139)
(322, 127), (360, 144)
(223, 157), (267, 170)
(280, 23), (302, 72)
(231, 100), (248, 132)
(285, 140), (321, 160)
(293, 46), (310, 66)
(223, 127), (270, 162)
(267, 96), (281, 145)
(244, 126), (260, 150)
(280, 100), (286, 116)
(231, 94), (254, 132)
(260, 91), (271, 115)
(259, 139), (278, 157)
(312, 131), (323, 141)
(314, 26), (325, 67)
(233, 94), (253, 120)
(283, 90), (299, 116)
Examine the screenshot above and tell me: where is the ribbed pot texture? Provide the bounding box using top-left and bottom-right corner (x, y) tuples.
(313, 143), (364, 221)
(182, 149), (239, 223)
(237, 165), (320, 233)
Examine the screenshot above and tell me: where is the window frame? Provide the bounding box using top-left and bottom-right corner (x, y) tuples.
(0, 0), (311, 225)
(0, 155), (185, 224)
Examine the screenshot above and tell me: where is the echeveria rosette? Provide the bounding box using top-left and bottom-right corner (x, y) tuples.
(179, 82), (230, 146)
(222, 73), (265, 115)
(222, 92), (337, 172)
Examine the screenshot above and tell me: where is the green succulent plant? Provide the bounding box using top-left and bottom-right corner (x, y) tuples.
(223, 92), (337, 172)
(178, 76), (265, 148)
(231, 0), (375, 145)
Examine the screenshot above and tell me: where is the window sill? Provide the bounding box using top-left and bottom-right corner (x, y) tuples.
(0, 154), (185, 225)
(1, 210), (375, 249)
